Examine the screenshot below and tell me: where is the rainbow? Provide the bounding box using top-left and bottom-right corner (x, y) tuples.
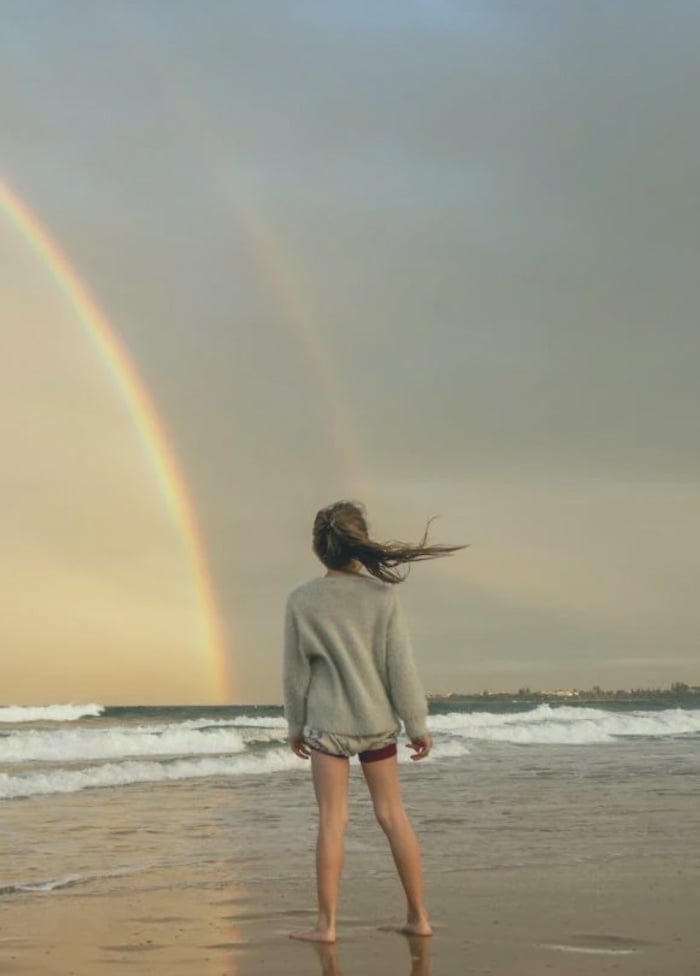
(0, 177), (230, 702)
(200, 159), (365, 487)
(113, 31), (365, 486)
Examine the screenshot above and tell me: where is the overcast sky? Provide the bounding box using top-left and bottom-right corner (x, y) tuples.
(2, 1), (699, 704)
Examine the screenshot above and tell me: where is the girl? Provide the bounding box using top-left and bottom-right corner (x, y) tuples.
(283, 500), (465, 943)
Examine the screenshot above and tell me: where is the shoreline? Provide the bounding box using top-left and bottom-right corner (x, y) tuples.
(1, 857), (697, 975)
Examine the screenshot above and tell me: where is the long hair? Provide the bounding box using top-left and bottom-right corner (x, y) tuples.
(312, 500), (467, 584)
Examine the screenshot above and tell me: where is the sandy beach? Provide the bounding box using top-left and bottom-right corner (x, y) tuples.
(1, 854), (698, 975)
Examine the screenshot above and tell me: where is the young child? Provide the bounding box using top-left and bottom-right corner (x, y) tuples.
(283, 500), (465, 943)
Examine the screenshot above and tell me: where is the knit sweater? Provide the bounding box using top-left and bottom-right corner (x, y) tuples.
(283, 574), (428, 740)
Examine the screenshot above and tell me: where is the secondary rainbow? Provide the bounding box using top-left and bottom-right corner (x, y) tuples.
(119, 38), (366, 488)
(0, 177), (230, 702)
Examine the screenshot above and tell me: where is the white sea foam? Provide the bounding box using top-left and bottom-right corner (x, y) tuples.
(0, 734), (470, 797)
(541, 943), (639, 956)
(1, 726), (247, 764)
(429, 705), (700, 744)
(0, 749), (299, 800)
(428, 740), (470, 759)
(2, 874), (83, 894)
(0, 866), (142, 896)
(0, 704), (104, 724)
(180, 715), (288, 729)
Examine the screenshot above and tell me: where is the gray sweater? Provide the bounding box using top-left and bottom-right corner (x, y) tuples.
(283, 574), (428, 740)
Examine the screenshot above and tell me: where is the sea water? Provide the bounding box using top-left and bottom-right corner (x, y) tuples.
(1, 700), (699, 901)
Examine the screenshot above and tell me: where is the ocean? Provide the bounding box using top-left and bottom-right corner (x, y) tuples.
(2, 699), (699, 902)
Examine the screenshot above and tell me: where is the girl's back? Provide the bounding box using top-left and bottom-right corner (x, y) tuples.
(284, 574), (427, 740)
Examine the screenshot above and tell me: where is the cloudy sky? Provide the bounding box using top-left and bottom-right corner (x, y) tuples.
(2, 1), (699, 704)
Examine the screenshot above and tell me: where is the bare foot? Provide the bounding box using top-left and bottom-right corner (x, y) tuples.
(378, 919), (434, 937)
(400, 919), (433, 937)
(289, 928), (336, 943)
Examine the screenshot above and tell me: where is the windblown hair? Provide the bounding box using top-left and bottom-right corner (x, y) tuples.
(312, 500), (467, 584)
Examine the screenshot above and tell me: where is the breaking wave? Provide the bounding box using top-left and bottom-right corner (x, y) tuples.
(2, 725), (248, 764)
(0, 704), (104, 724)
(0, 749), (299, 800)
(430, 704), (700, 744)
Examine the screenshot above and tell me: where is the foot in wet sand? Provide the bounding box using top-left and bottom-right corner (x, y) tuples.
(289, 928), (336, 943)
(401, 916), (433, 937)
(380, 918), (433, 937)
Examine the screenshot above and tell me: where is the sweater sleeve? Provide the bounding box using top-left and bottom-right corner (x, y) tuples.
(282, 596), (310, 740)
(385, 590), (428, 739)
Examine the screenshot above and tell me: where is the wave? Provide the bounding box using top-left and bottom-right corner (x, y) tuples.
(0, 749), (300, 799)
(0, 876), (84, 896)
(179, 715), (288, 729)
(429, 704), (700, 744)
(430, 740), (470, 758)
(1, 725), (248, 764)
(1, 715), (478, 765)
(0, 703), (104, 724)
(0, 732), (467, 799)
(0, 866), (142, 897)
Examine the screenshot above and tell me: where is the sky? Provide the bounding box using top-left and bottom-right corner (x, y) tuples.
(2, 1), (699, 704)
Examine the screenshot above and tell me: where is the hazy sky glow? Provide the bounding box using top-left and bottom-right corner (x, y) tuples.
(2, 1), (699, 704)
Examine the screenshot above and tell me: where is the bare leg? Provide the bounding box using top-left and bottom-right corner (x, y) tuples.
(361, 756), (432, 936)
(290, 750), (349, 943)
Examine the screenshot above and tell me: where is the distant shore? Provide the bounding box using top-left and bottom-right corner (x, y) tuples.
(428, 684), (700, 705)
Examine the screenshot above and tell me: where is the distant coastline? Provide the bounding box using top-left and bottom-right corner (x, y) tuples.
(428, 682), (700, 705)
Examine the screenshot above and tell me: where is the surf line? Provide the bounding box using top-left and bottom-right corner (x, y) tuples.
(0, 177), (231, 702)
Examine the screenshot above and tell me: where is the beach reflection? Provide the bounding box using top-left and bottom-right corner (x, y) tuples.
(311, 935), (432, 976)
(404, 936), (433, 976)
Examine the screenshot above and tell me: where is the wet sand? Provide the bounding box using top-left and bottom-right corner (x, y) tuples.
(1, 854), (697, 975)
